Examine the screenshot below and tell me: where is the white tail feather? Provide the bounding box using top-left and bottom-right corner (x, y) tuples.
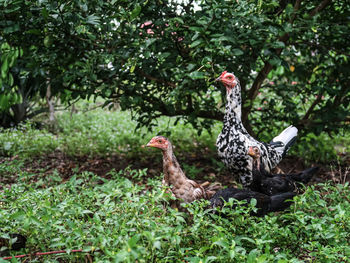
(271, 125), (298, 155)
(272, 125), (298, 145)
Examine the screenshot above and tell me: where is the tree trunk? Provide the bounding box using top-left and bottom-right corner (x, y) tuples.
(46, 79), (57, 130)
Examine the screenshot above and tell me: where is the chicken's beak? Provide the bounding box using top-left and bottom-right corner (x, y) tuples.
(247, 147), (255, 157)
(215, 76), (221, 82)
(145, 142), (157, 148)
(141, 142), (155, 148)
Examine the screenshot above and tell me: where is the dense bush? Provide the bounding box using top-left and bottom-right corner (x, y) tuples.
(0, 0), (349, 136)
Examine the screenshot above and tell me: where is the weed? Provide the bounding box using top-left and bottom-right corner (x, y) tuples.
(182, 164), (204, 180)
(329, 161), (349, 185)
(0, 170), (349, 262)
(0, 109), (219, 159)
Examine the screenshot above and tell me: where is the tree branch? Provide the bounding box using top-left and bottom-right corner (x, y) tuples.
(242, 0), (332, 127)
(109, 88), (224, 121)
(332, 84), (348, 108)
(165, 109), (224, 121)
(309, 0), (332, 17)
(298, 93), (323, 126)
(271, 0), (291, 16)
(26, 108), (50, 119)
(196, 110), (224, 121)
(246, 0), (302, 103)
(136, 69), (176, 88)
(154, 95), (224, 121)
(298, 117), (349, 131)
(46, 78), (56, 124)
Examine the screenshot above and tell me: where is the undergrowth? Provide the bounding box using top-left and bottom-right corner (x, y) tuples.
(0, 107), (349, 262)
(0, 169), (349, 262)
(0, 109), (218, 159)
(0, 108), (348, 163)
(0, 106), (350, 163)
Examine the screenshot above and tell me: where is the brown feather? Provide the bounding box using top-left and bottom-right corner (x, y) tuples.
(146, 136), (221, 203)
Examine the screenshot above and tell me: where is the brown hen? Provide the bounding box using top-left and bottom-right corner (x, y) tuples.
(145, 136), (221, 203)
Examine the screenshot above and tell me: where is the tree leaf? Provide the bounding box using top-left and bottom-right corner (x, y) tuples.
(232, 49), (244, 56)
(130, 4), (141, 20)
(189, 71), (205, 80)
(86, 15), (100, 25)
(190, 40), (203, 48)
(250, 198), (257, 207)
(1, 58), (8, 79)
(272, 41), (285, 49)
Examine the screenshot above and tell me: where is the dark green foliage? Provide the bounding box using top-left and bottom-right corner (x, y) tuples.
(0, 164), (349, 262)
(0, 0), (349, 135)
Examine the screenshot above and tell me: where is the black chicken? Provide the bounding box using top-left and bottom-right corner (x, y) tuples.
(0, 233), (27, 256)
(210, 187), (295, 216)
(248, 146), (319, 195)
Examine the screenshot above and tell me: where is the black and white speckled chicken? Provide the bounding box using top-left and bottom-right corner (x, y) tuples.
(248, 146), (319, 195)
(215, 71), (298, 186)
(145, 136), (221, 203)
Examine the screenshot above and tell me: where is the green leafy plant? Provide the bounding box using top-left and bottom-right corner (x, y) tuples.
(0, 168), (349, 262)
(0, 112), (349, 262)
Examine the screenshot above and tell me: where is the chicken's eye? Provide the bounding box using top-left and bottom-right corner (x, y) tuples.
(158, 139), (162, 143)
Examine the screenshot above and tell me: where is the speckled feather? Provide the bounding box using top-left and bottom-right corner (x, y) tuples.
(216, 74), (289, 186)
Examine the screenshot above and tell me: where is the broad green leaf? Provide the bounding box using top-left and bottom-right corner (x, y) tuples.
(44, 35), (52, 47)
(1, 58), (8, 79)
(145, 38), (156, 47)
(4, 142), (12, 151)
(232, 49), (244, 56)
(86, 15), (100, 25)
(189, 71), (205, 80)
(130, 4), (141, 20)
(190, 40), (203, 48)
(250, 198), (257, 207)
(153, 241), (161, 250)
(269, 56), (281, 66)
(272, 41), (285, 49)
(4, 24), (20, 34)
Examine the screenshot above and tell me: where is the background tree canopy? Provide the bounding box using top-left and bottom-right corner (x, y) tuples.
(0, 0), (349, 136)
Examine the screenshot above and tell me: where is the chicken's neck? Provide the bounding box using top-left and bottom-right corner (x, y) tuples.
(162, 147), (188, 188)
(252, 157), (261, 171)
(223, 83), (244, 132)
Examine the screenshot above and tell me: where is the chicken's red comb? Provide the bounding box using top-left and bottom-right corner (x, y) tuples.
(220, 71), (227, 78)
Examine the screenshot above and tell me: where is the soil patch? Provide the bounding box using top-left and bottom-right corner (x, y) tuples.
(1, 150), (348, 188)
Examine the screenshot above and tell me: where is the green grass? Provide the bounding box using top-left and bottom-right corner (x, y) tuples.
(290, 131), (349, 164)
(0, 109), (219, 158)
(0, 107), (347, 163)
(0, 167), (349, 262)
